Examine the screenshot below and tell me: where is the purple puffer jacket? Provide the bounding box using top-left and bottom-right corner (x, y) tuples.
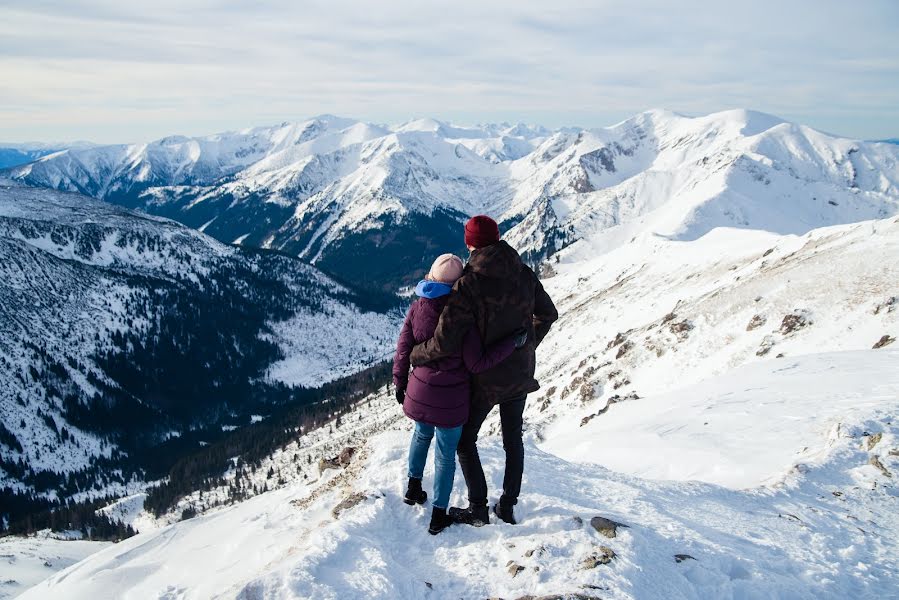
(393, 284), (516, 428)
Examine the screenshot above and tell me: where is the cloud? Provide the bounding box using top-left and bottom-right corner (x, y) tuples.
(1, 0), (897, 142)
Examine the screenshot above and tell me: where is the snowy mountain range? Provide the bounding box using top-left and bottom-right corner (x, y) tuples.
(3, 109), (899, 599)
(8, 110), (899, 290)
(0, 143), (96, 170)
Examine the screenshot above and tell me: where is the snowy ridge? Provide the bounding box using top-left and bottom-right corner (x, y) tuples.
(20, 350), (899, 599)
(10, 109), (897, 288)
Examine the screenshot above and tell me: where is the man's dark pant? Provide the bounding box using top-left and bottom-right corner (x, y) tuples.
(457, 395), (526, 508)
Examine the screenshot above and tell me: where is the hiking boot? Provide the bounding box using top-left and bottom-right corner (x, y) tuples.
(403, 477), (427, 505)
(448, 504), (489, 526)
(493, 502), (517, 525)
(428, 507), (453, 535)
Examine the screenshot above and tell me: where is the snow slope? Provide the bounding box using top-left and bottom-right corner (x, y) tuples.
(543, 351), (899, 488)
(20, 349), (899, 599)
(17, 214), (899, 599)
(525, 216), (899, 450)
(0, 532), (109, 600)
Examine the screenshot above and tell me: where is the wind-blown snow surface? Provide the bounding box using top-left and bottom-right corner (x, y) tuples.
(0, 533), (109, 600)
(8, 110), (899, 286)
(20, 351), (899, 599)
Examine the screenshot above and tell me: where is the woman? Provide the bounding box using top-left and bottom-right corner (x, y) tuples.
(392, 253), (525, 535)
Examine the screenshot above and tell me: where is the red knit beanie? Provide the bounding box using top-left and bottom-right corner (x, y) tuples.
(464, 215), (500, 249)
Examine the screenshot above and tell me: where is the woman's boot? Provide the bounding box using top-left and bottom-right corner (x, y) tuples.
(428, 507), (453, 535)
(403, 477), (427, 505)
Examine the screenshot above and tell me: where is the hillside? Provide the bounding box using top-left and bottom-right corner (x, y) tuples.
(12, 210), (899, 598)
(18, 350), (899, 599)
(8, 110), (899, 290)
(0, 181), (399, 527)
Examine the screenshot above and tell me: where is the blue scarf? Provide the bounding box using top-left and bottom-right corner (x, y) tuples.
(415, 280), (452, 299)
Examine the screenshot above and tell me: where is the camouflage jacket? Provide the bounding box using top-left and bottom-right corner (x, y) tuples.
(410, 240), (558, 406)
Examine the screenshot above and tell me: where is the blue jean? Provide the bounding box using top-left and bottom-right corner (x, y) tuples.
(407, 421), (463, 509)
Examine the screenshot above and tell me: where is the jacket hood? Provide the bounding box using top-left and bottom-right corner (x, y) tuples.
(415, 279), (453, 298)
(466, 240), (525, 278)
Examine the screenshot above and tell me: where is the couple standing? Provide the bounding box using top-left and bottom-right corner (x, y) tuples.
(392, 215), (558, 535)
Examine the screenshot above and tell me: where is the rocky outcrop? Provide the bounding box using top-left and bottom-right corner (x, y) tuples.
(590, 516), (628, 539)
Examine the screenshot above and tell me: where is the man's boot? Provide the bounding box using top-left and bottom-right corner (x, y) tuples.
(448, 503), (489, 526)
(403, 477), (427, 505)
(493, 502), (517, 525)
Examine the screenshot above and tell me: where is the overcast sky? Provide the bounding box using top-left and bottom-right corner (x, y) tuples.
(2, 0), (898, 143)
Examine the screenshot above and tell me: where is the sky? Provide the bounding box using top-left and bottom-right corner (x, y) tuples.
(1, 0), (898, 144)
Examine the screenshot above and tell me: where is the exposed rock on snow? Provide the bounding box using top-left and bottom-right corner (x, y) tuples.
(580, 546), (616, 569)
(589, 516), (628, 539)
(746, 314), (767, 330)
(331, 492), (371, 519)
(873, 334), (895, 348)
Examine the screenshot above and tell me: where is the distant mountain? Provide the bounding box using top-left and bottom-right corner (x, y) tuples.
(0, 181), (399, 521)
(0, 142), (95, 169)
(7, 111), (899, 290)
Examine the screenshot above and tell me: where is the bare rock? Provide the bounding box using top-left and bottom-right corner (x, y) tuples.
(873, 335), (895, 349)
(331, 492), (367, 518)
(581, 546), (616, 569)
(669, 320), (693, 337)
(615, 341), (633, 359)
(590, 516), (628, 539)
(779, 310), (812, 335)
(869, 456), (892, 478)
(866, 432), (883, 450)
(606, 332), (628, 350)
(507, 561), (525, 577)
(746, 314), (766, 331)
(756, 335), (776, 356)
(675, 554), (696, 563)
(338, 446), (357, 467)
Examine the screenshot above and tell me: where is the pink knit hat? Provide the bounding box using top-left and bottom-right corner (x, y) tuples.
(426, 253), (464, 284)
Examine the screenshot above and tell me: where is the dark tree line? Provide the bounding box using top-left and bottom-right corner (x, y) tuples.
(144, 360), (392, 516)
(2, 213), (404, 535)
(0, 490), (136, 541)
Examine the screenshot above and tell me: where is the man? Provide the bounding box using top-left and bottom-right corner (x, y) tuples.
(410, 215), (558, 526)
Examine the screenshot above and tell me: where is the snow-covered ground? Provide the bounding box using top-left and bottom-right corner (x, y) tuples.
(264, 299), (397, 387)
(0, 533), (109, 600)
(544, 351), (899, 488)
(18, 349), (899, 599)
